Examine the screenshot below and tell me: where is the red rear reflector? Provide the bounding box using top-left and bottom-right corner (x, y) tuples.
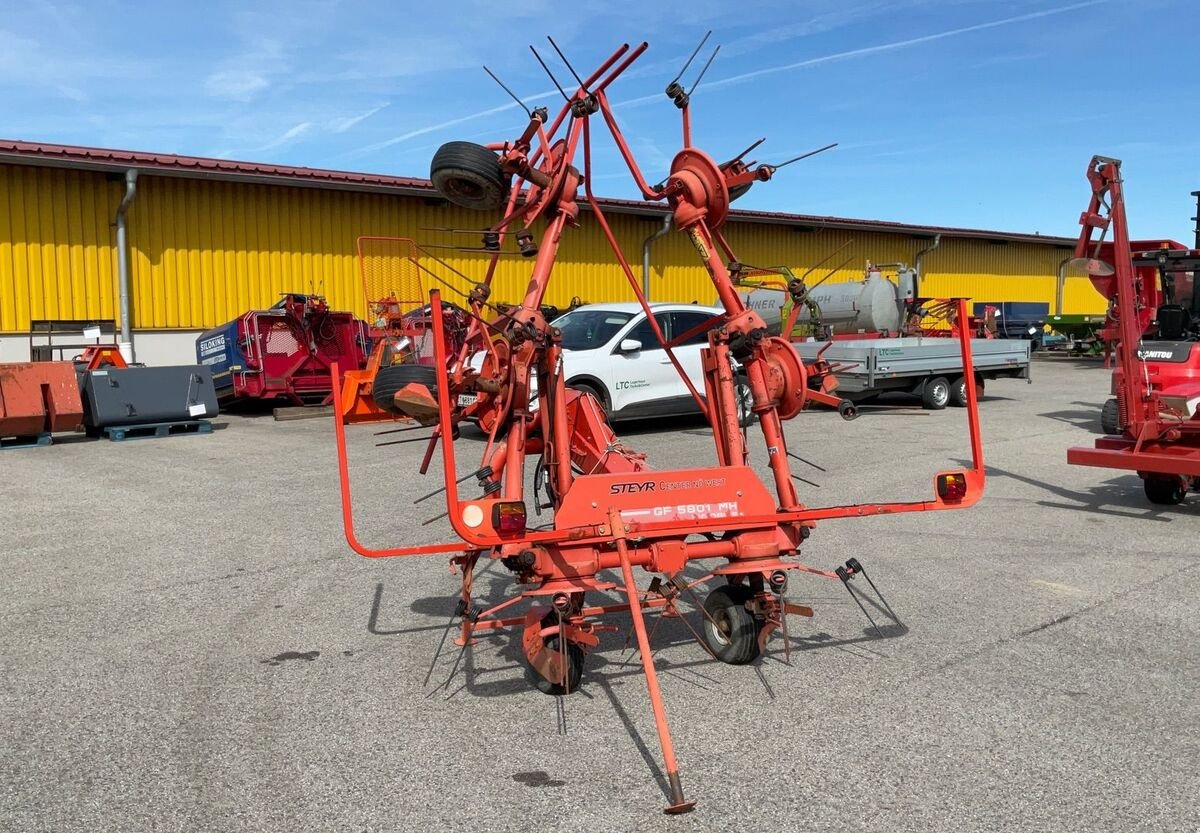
(937, 473), (968, 504)
(492, 501), (527, 533)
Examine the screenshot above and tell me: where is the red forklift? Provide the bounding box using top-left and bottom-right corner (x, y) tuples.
(1066, 156), (1200, 504)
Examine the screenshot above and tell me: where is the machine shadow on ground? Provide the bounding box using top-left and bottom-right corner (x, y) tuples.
(966, 461), (1189, 520)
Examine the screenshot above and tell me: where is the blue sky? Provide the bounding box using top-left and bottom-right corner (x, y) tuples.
(2, 0), (1196, 239)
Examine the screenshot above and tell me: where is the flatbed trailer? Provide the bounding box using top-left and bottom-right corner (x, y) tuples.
(793, 336), (1031, 408)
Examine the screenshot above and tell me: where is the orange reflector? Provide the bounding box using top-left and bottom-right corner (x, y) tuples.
(937, 472), (968, 504)
(492, 501), (527, 533)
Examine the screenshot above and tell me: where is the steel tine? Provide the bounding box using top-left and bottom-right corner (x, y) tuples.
(674, 608), (718, 661)
(780, 592), (792, 666)
(858, 565), (900, 622)
(843, 580), (883, 639)
(424, 600), (462, 687)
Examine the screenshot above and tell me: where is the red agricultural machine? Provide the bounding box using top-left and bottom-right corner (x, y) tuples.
(337, 236), (478, 424)
(333, 37), (986, 813)
(198, 293), (369, 406)
(1066, 156), (1200, 504)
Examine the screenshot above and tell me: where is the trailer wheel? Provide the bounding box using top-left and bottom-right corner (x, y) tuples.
(921, 376), (950, 410)
(702, 584), (761, 664)
(430, 141), (508, 211)
(1143, 475), (1187, 506)
(526, 634), (585, 695)
(372, 364), (439, 412)
(1100, 398), (1120, 435)
(949, 376), (969, 407)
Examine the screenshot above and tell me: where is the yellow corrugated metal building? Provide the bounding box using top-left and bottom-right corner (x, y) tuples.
(0, 141), (1100, 364)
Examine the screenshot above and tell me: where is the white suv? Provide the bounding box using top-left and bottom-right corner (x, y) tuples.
(550, 302), (749, 422)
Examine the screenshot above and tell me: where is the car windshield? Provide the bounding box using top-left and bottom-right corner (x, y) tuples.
(553, 309), (635, 350)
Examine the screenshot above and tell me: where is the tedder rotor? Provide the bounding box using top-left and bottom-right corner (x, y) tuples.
(332, 36), (986, 813)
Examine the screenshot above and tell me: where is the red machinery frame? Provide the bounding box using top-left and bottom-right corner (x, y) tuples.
(333, 40), (986, 813)
(1065, 156), (1200, 487)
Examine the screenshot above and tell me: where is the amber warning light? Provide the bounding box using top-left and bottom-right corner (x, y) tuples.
(492, 501), (528, 533)
(937, 472), (968, 504)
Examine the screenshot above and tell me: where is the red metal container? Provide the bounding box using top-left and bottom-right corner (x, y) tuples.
(0, 362), (84, 437)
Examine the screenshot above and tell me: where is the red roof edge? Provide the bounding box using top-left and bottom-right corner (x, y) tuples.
(0, 139), (1074, 246)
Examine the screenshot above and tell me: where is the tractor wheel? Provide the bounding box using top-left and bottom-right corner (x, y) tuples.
(702, 584), (761, 665)
(1143, 475), (1187, 506)
(921, 376), (950, 410)
(372, 364), (438, 412)
(525, 635), (584, 696)
(1100, 398), (1120, 435)
(734, 374), (755, 428)
(430, 141), (508, 211)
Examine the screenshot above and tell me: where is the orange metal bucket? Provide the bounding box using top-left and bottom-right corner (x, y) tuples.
(0, 362), (84, 437)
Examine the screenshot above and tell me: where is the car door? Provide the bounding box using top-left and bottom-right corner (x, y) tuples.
(608, 311), (677, 417)
(662, 309), (722, 414)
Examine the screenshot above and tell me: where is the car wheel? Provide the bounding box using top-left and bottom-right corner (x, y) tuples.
(567, 381), (609, 415)
(734, 374), (755, 428)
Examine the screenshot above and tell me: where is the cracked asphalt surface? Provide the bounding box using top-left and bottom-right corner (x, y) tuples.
(2, 357), (1197, 832)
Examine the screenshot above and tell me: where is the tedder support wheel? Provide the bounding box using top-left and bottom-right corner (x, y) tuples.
(1144, 475), (1187, 506)
(372, 364), (439, 412)
(702, 584), (761, 665)
(525, 635), (585, 695)
(727, 181), (753, 202)
(837, 399), (859, 420)
(430, 141), (509, 211)
(1100, 398), (1120, 435)
(922, 376), (950, 410)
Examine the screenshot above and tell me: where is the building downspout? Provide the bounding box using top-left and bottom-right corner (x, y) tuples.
(1054, 256), (1070, 316)
(642, 214), (672, 300)
(913, 233), (941, 301)
(115, 169), (139, 362)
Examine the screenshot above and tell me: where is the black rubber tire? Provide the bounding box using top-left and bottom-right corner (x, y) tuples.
(837, 399), (858, 420)
(921, 376), (950, 410)
(702, 584), (761, 665)
(728, 181), (753, 202)
(526, 635), (584, 695)
(372, 364), (438, 412)
(1144, 476), (1187, 506)
(430, 141), (508, 211)
(1100, 398), (1120, 435)
(949, 375), (969, 408)
(734, 374), (755, 428)
(567, 380), (609, 415)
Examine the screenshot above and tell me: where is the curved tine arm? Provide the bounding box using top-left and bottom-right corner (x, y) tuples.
(594, 90), (664, 200)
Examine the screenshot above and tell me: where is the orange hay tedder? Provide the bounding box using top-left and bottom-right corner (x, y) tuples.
(332, 35), (986, 813)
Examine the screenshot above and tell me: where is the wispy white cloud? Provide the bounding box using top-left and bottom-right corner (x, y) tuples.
(204, 70), (270, 101)
(256, 121), (313, 152)
(350, 90), (562, 155)
(330, 103), (389, 134)
(615, 0), (1107, 109)
(700, 0), (1107, 92)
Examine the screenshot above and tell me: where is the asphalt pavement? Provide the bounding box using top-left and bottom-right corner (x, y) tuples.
(2, 357), (1197, 833)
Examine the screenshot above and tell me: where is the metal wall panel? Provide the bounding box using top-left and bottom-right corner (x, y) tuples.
(0, 165), (119, 331)
(0, 162), (1105, 333)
